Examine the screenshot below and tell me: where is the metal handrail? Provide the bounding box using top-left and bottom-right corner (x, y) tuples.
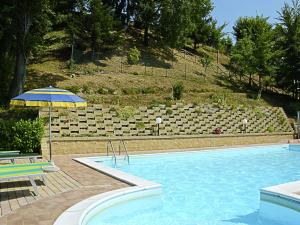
(106, 140), (117, 165)
(119, 140), (130, 164)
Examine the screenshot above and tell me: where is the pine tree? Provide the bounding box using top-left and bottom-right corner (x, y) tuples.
(276, 0), (300, 97)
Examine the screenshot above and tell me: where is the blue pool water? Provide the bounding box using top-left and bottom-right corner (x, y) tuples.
(87, 145), (300, 225)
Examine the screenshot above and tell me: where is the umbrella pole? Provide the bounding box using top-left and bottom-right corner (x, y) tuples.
(49, 105), (52, 162)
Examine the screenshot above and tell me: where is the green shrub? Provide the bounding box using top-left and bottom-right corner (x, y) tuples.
(267, 126), (275, 133)
(200, 55), (213, 73)
(82, 84), (92, 94)
(67, 58), (75, 69)
(65, 85), (80, 94)
(127, 47), (141, 65)
(136, 122), (145, 129)
(166, 109), (173, 115)
(0, 119), (44, 154)
(0, 108), (38, 120)
(254, 108), (264, 118)
(97, 87), (114, 95)
(116, 106), (136, 120)
(122, 87), (158, 95)
(210, 93), (227, 105)
(148, 100), (161, 109)
(0, 119), (15, 150)
(13, 119), (44, 154)
(58, 111), (69, 117)
(172, 82), (184, 100)
(165, 99), (173, 107)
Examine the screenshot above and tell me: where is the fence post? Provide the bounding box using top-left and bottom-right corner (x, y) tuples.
(172, 49), (174, 67)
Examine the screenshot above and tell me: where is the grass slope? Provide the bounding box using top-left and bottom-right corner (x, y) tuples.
(25, 30), (298, 119)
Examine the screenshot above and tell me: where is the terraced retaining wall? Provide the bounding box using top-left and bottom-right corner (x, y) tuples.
(39, 103), (294, 156)
(39, 103), (293, 138)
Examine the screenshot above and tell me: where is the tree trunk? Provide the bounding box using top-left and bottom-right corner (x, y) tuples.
(144, 25), (149, 46)
(193, 40), (197, 50)
(9, 1), (30, 98)
(249, 73), (252, 87)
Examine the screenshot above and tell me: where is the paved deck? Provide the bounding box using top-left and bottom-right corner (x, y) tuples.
(0, 154), (128, 225)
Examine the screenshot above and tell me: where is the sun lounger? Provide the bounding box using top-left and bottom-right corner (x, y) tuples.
(0, 151), (41, 163)
(0, 162), (50, 195)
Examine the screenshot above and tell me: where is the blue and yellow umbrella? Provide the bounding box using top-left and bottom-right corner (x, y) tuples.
(10, 86), (87, 161)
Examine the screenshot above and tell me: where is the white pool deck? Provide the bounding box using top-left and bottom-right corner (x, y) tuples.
(261, 180), (300, 203)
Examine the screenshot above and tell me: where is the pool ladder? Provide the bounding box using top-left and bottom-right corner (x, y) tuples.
(106, 140), (130, 166)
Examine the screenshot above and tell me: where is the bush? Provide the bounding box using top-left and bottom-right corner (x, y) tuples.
(65, 85), (80, 94)
(173, 82), (184, 100)
(148, 100), (161, 109)
(67, 58), (75, 69)
(0, 119), (15, 150)
(210, 93), (227, 105)
(166, 109), (173, 115)
(82, 84), (92, 94)
(136, 122), (145, 129)
(127, 47), (141, 65)
(267, 126), (275, 133)
(254, 108), (264, 118)
(0, 119), (44, 154)
(116, 106), (136, 120)
(213, 127), (222, 134)
(200, 55), (213, 72)
(97, 87), (114, 95)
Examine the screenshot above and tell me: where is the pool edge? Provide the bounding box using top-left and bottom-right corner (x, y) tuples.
(53, 157), (162, 225)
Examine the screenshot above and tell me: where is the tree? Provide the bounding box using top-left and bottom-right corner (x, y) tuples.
(275, 0), (300, 98)
(200, 55), (212, 73)
(8, 0), (51, 99)
(134, 0), (160, 46)
(232, 16), (277, 88)
(230, 36), (255, 84)
(0, 2), (15, 104)
(88, 0), (116, 55)
(220, 36), (233, 55)
(189, 0), (213, 49)
(158, 0), (195, 47)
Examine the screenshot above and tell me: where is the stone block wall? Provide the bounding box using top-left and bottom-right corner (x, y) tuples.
(41, 134), (294, 156)
(39, 103), (293, 138)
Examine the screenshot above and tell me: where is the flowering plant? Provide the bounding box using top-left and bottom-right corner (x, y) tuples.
(213, 127), (222, 134)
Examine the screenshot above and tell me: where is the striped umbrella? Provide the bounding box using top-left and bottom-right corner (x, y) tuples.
(10, 86), (87, 162)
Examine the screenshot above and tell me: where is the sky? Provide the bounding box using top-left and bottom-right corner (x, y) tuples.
(212, 0), (293, 39)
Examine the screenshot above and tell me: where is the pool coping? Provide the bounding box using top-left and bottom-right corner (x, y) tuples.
(260, 180), (300, 211)
(53, 157), (162, 225)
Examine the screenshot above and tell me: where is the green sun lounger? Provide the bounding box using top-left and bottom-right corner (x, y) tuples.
(0, 162), (50, 195)
(0, 151), (41, 164)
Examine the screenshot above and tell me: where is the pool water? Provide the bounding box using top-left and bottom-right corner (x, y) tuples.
(87, 145), (300, 225)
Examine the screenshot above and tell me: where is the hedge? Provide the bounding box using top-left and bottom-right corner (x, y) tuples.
(0, 119), (44, 154)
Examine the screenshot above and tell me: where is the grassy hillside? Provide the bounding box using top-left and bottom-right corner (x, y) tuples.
(25, 30), (298, 119)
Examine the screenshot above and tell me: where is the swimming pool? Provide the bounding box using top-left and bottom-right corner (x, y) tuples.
(85, 144), (300, 225)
